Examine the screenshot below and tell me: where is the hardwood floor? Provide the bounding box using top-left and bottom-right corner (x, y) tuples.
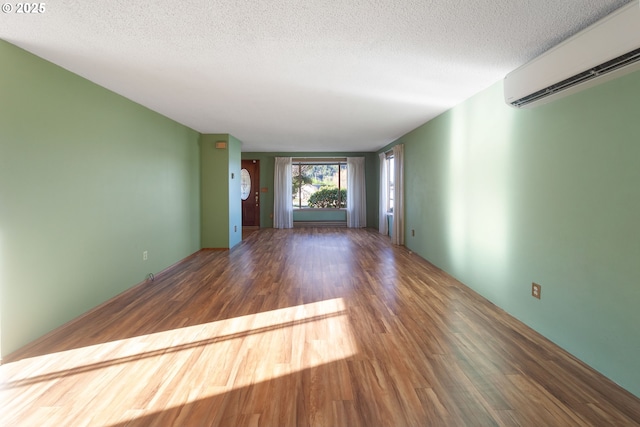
(2, 228), (639, 426)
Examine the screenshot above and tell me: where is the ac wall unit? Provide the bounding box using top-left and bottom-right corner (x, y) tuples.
(504, 2), (640, 108)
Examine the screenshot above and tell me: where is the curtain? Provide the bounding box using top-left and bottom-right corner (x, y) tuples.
(346, 157), (366, 228)
(378, 152), (388, 235)
(273, 157), (293, 229)
(391, 144), (404, 245)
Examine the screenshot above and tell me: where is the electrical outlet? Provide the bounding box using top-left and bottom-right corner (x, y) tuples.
(143, 251), (148, 261)
(412, 229), (415, 237)
(234, 225), (237, 232)
(532, 282), (541, 299)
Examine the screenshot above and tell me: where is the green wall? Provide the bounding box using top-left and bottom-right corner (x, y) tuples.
(200, 134), (242, 249)
(382, 71), (640, 397)
(293, 209), (346, 222)
(0, 41), (201, 358)
(228, 135), (242, 248)
(241, 152), (378, 228)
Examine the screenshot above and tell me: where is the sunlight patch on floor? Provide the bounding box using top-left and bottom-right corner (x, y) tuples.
(0, 298), (358, 426)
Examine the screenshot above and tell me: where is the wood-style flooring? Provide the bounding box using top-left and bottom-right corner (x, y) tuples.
(2, 228), (639, 426)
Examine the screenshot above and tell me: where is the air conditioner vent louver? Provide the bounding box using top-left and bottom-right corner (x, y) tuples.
(511, 47), (640, 108)
(504, 3), (640, 109)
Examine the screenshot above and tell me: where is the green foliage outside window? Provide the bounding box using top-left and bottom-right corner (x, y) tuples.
(307, 187), (347, 208)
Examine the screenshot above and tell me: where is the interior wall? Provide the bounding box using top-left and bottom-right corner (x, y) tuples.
(382, 71), (640, 397)
(241, 152), (378, 228)
(228, 135), (242, 248)
(200, 134), (229, 248)
(200, 134), (242, 249)
(0, 41), (201, 358)
(293, 210), (347, 222)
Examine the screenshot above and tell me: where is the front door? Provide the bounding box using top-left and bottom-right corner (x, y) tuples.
(241, 159), (260, 227)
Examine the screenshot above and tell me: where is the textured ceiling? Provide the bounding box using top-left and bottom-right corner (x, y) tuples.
(1, 0), (634, 152)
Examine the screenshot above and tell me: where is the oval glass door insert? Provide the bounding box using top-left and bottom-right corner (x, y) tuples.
(241, 168), (251, 200)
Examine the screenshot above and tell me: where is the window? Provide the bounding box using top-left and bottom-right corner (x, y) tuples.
(292, 160), (347, 208)
(386, 154), (394, 213)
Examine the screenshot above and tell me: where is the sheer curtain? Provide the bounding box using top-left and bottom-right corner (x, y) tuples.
(273, 157), (293, 229)
(346, 157), (366, 228)
(391, 144), (404, 245)
(378, 152), (388, 235)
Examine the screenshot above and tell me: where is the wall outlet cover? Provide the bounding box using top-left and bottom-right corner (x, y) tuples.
(532, 282), (541, 299)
